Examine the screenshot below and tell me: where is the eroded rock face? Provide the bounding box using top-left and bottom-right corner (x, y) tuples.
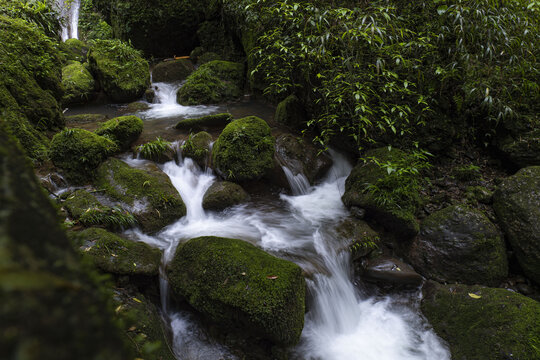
(167, 236), (305, 347)
(202, 181), (249, 211)
(95, 158), (186, 233)
(493, 166), (540, 284)
(212, 116), (275, 182)
(421, 281), (540, 360)
(274, 133), (333, 185)
(407, 205), (508, 286)
(0, 122), (131, 359)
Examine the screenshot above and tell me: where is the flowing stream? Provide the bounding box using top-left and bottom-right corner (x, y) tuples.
(125, 151), (450, 359)
(54, 0), (81, 41)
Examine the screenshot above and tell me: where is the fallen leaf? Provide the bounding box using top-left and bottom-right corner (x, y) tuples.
(396, 267), (401, 271)
(128, 326), (136, 331)
(468, 293), (482, 299)
(115, 305), (123, 313)
(241, 272), (246, 276)
(133, 297), (142, 303)
(267, 276), (278, 280)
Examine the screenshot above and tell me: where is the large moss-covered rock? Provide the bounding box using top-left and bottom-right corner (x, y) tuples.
(50, 128), (118, 184)
(95, 158), (186, 233)
(152, 59), (194, 82)
(62, 61), (96, 106)
(421, 282), (540, 360)
(176, 60), (244, 105)
(493, 166), (540, 284)
(71, 228), (161, 277)
(274, 95), (307, 129)
(167, 236), (305, 347)
(181, 131), (212, 167)
(337, 218), (381, 261)
(62, 38), (90, 63)
(0, 122), (131, 359)
(175, 113), (232, 131)
(88, 39), (150, 103)
(342, 147), (421, 239)
(0, 16), (64, 162)
(202, 181), (249, 211)
(93, 0), (214, 57)
(407, 205), (507, 286)
(496, 129), (540, 169)
(61, 189), (104, 220)
(274, 133), (333, 185)
(95, 115), (143, 151)
(212, 116), (275, 182)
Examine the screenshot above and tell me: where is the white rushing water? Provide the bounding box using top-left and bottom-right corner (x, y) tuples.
(55, 0), (80, 41)
(125, 148), (450, 360)
(141, 82), (218, 119)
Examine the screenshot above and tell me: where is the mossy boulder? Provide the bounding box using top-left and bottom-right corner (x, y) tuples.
(152, 59), (194, 82)
(337, 218), (382, 261)
(407, 205), (508, 286)
(202, 181), (249, 211)
(50, 128), (118, 184)
(61, 189), (104, 219)
(181, 131), (212, 167)
(496, 129), (540, 169)
(95, 158), (186, 233)
(137, 137), (175, 163)
(176, 60), (244, 105)
(62, 38), (90, 63)
(123, 101), (150, 113)
(212, 116), (275, 182)
(274, 95), (307, 129)
(62, 61), (96, 106)
(342, 147), (421, 239)
(95, 115), (144, 151)
(493, 166), (540, 284)
(175, 113), (232, 131)
(71, 228), (161, 277)
(421, 281), (540, 360)
(88, 39), (150, 103)
(0, 16), (64, 161)
(0, 121), (131, 359)
(274, 133), (333, 185)
(167, 236), (305, 347)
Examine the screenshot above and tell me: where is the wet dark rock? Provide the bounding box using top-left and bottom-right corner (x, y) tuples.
(407, 205), (507, 286)
(496, 129), (540, 169)
(145, 88), (155, 103)
(152, 58), (194, 82)
(122, 101), (150, 113)
(175, 113), (232, 131)
(493, 166), (540, 284)
(337, 218), (381, 261)
(349, 206), (366, 219)
(202, 181), (249, 211)
(362, 257), (423, 286)
(421, 281), (540, 360)
(274, 134), (332, 185)
(95, 158), (186, 233)
(167, 236), (305, 347)
(274, 94), (307, 129)
(465, 185), (493, 204)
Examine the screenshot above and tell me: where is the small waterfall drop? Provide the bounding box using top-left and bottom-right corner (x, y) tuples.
(126, 149), (450, 360)
(55, 0), (80, 41)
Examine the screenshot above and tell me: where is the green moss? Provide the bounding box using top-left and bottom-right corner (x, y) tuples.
(50, 128), (118, 184)
(62, 61), (96, 106)
(88, 39), (150, 103)
(65, 113), (109, 126)
(2, 107), (50, 162)
(167, 236), (305, 346)
(62, 38), (90, 62)
(0, 121), (132, 359)
(137, 137), (175, 163)
(176, 60), (244, 105)
(152, 59), (194, 82)
(95, 115), (143, 151)
(71, 228), (161, 277)
(181, 131), (212, 166)
(422, 282), (540, 360)
(61, 189), (104, 219)
(212, 116), (275, 182)
(274, 94), (307, 129)
(175, 113), (232, 131)
(95, 158), (186, 233)
(202, 181), (249, 211)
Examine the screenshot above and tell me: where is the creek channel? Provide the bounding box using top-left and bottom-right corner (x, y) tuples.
(64, 81), (451, 360)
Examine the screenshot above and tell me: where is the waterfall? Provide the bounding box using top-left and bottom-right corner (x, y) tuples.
(125, 150), (450, 359)
(55, 0), (81, 41)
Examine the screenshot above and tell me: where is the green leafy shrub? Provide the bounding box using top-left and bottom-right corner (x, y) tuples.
(79, 206), (137, 230)
(137, 137), (173, 162)
(0, 0), (61, 37)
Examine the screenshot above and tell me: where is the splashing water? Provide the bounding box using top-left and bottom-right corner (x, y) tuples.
(55, 0), (80, 41)
(125, 149), (450, 360)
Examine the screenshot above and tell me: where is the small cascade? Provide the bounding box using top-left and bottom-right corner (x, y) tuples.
(125, 149), (450, 360)
(55, 0), (81, 41)
(282, 166), (311, 195)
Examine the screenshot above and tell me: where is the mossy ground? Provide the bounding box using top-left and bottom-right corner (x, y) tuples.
(422, 282), (540, 360)
(50, 128), (118, 184)
(95, 115), (143, 151)
(212, 116), (275, 182)
(167, 236), (305, 346)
